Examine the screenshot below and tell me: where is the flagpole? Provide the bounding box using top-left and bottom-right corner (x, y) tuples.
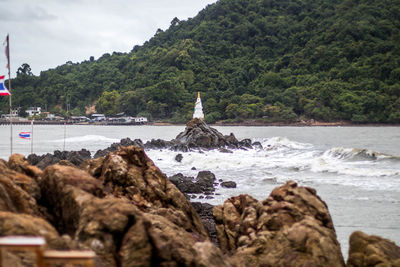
(31, 120), (34, 154)
(63, 122), (66, 151)
(6, 34), (12, 156)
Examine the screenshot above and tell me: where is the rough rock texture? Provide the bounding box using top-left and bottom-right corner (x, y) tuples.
(347, 231), (400, 267)
(27, 149), (91, 169)
(0, 211), (70, 267)
(3, 149), (400, 267)
(220, 181), (237, 188)
(174, 118), (240, 149)
(94, 137), (144, 158)
(169, 171), (218, 197)
(213, 181), (345, 266)
(191, 202), (218, 245)
(175, 153), (183, 162)
(0, 160), (42, 216)
(0, 211), (68, 249)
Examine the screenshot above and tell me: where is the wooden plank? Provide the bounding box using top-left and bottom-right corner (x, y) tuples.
(0, 236), (45, 247)
(43, 250), (95, 259)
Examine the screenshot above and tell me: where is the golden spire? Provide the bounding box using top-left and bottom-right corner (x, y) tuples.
(197, 92), (200, 99)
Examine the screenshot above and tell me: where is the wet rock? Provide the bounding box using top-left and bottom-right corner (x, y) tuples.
(219, 147), (233, 153)
(169, 173), (202, 194)
(191, 202), (218, 244)
(174, 118), (239, 149)
(252, 141), (263, 149)
(175, 153), (183, 162)
(238, 138), (252, 149)
(27, 149), (91, 169)
(347, 231), (400, 267)
(143, 138), (172, 150)
(220, 181), (237, 188)
(196, 171), (216, 193)
(169, 171), (219, 195)
(214, 181), (345, 266)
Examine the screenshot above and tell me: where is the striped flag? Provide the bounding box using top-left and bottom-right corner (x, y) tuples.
(19, 132), (31, 139)
(0, 75), (10, 96)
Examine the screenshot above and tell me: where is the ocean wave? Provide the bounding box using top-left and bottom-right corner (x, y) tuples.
(261, 137), (313, 151)
(50, 135), (120, 143)
(322, 147), (398, 161)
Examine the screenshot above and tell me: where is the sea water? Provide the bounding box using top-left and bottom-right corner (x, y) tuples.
(1, 124), (399, 257)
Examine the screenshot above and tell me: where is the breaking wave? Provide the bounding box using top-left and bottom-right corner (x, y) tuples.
(322, 147), (398, 161)
(51, 135), (119, 143)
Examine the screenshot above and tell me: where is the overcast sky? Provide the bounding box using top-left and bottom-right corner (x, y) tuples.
(0, 0), (218, 77)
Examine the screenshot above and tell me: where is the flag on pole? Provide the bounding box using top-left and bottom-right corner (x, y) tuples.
(0, 75), (10, 95)
(3, 35), (10, 70)
(19, 132), (31, 139)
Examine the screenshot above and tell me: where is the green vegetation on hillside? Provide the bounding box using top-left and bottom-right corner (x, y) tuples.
(2, 0), (400, 123)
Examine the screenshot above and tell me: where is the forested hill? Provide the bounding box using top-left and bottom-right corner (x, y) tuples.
(2, 0), (400, 123)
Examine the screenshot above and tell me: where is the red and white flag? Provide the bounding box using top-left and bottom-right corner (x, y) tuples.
(0, 75), (10, 96)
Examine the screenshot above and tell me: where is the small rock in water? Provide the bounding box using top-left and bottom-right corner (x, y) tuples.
(191, 167), (197, 170)
(219, 148), (233, 153)
(220, 181), (237, 188)
(175, 153), (183, 162)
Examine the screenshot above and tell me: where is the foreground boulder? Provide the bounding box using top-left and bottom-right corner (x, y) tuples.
(38, 145), (220, 266)
(347, 231), (400, 267)
(213, 181), (345, 266)
(0, 159), (42, 216)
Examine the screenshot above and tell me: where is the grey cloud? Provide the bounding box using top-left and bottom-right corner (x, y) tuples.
(0, 5), (57, 22)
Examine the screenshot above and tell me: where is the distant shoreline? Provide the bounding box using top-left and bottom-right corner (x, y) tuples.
(0, 120), (398, 127)
(154, 121), (400, 127)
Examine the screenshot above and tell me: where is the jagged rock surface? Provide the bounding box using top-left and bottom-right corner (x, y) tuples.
(0, 159), (42, 216)
(213, 181), (345, 266)
(174, 118), (240, 149)
(347, 231), (400, 267)
(27, 149), (91, 169)
(93, 137), (144, 158)
(2, 149), (400, 267)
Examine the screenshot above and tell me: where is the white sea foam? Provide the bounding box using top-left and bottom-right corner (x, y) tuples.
(51, 135), (120, 143)
(146, 136), (400, 195)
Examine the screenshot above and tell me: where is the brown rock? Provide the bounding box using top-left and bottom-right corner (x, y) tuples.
(38, 146), (222, 267)
(40, 165), (102, 236)
(0, 211), (67, 249)
(120, 212), (227, 267)
(0, 211), (69, 267)
(347, 231), (400, 267)
(0, 160), (42, 216)
(81, 145), (208, 237)
(214, 181), (345, 266)
(8, 154), (42, 180)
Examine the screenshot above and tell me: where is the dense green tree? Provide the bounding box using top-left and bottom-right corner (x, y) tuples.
(96, 90), (121, 116)
(2, 0), (400, 123)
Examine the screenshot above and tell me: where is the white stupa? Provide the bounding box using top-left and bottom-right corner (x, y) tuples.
(193, 92), (204, 119)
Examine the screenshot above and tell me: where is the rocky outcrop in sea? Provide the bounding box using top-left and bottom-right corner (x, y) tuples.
(26, 119), (262, 169)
